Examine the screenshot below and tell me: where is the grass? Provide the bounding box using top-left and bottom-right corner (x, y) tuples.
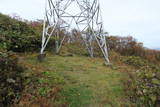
(16, 53), (132, 107)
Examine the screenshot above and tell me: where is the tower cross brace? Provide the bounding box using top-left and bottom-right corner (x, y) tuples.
(40, 0), (110, 63)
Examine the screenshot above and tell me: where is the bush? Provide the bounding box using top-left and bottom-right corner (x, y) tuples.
(107, 36), (160, 64)
(0, 13), (41, 52)
(122, 56), (148, 68)
(0, 52), (25, 106)
(125, 67), (160, 106)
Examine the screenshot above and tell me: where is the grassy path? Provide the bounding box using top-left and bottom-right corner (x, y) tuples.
(17, 53), (132, 107)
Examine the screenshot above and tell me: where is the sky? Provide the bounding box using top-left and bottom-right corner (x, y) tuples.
(0, 0), (160, 49)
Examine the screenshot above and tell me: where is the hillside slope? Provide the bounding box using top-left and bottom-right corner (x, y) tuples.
(1, 13), (159, 107)
(15, 53), (133, 107)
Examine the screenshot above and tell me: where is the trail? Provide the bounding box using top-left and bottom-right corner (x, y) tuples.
(17, 53), (132, 107)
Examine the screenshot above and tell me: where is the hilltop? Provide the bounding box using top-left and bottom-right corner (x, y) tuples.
(0, 13), (160, 107)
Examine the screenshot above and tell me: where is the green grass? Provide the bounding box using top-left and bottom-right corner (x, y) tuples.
(18, 53), (132, 107)
(61, 85), (92, 107)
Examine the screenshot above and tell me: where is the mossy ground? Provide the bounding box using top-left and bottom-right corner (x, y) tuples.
(15, 53), (133, 107)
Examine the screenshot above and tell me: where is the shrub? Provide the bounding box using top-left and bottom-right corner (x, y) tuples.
(107, 36), (160, 64)
(122, 56), (148, 68)
(125, 67), (160, 106)
(0, 13), (41, 52)
(107, 36), (144, 56)
(0, 52), (25, 106)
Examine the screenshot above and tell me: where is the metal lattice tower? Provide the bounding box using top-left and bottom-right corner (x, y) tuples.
(40, 0), (110, 63)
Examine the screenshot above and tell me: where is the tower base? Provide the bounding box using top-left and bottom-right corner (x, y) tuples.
(37, 53), (46, 62)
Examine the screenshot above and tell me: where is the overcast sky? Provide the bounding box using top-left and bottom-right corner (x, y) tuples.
(0, 0), (160, 49)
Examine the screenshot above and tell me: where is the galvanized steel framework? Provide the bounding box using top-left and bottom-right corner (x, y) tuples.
(40, 0), (110, 63)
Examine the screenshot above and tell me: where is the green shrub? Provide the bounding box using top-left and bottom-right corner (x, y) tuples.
(123, 56), (148, 68)
(125, 67), (160, 106)
(0, 52), (25, 106)
(0, 13), (41, 52)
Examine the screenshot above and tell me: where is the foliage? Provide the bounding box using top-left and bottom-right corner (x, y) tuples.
(0, 51), (25, 106)
(15, 68), (66, 106)
(1, 13), (160, 107)
(14, 54), (131, 106)
(107, 36), (160, 106)
(107, 36), (143, 56)
(109, 51), (123, 64)
(122, 51), (160, 106)
(107, 36), (160, 64)
(125, 67), (160, 107)
(122, 56), (149, 68)
(0, 13), (41, 52)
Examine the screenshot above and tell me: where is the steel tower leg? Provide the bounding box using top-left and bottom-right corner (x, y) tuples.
(40, 0), (110, 63)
